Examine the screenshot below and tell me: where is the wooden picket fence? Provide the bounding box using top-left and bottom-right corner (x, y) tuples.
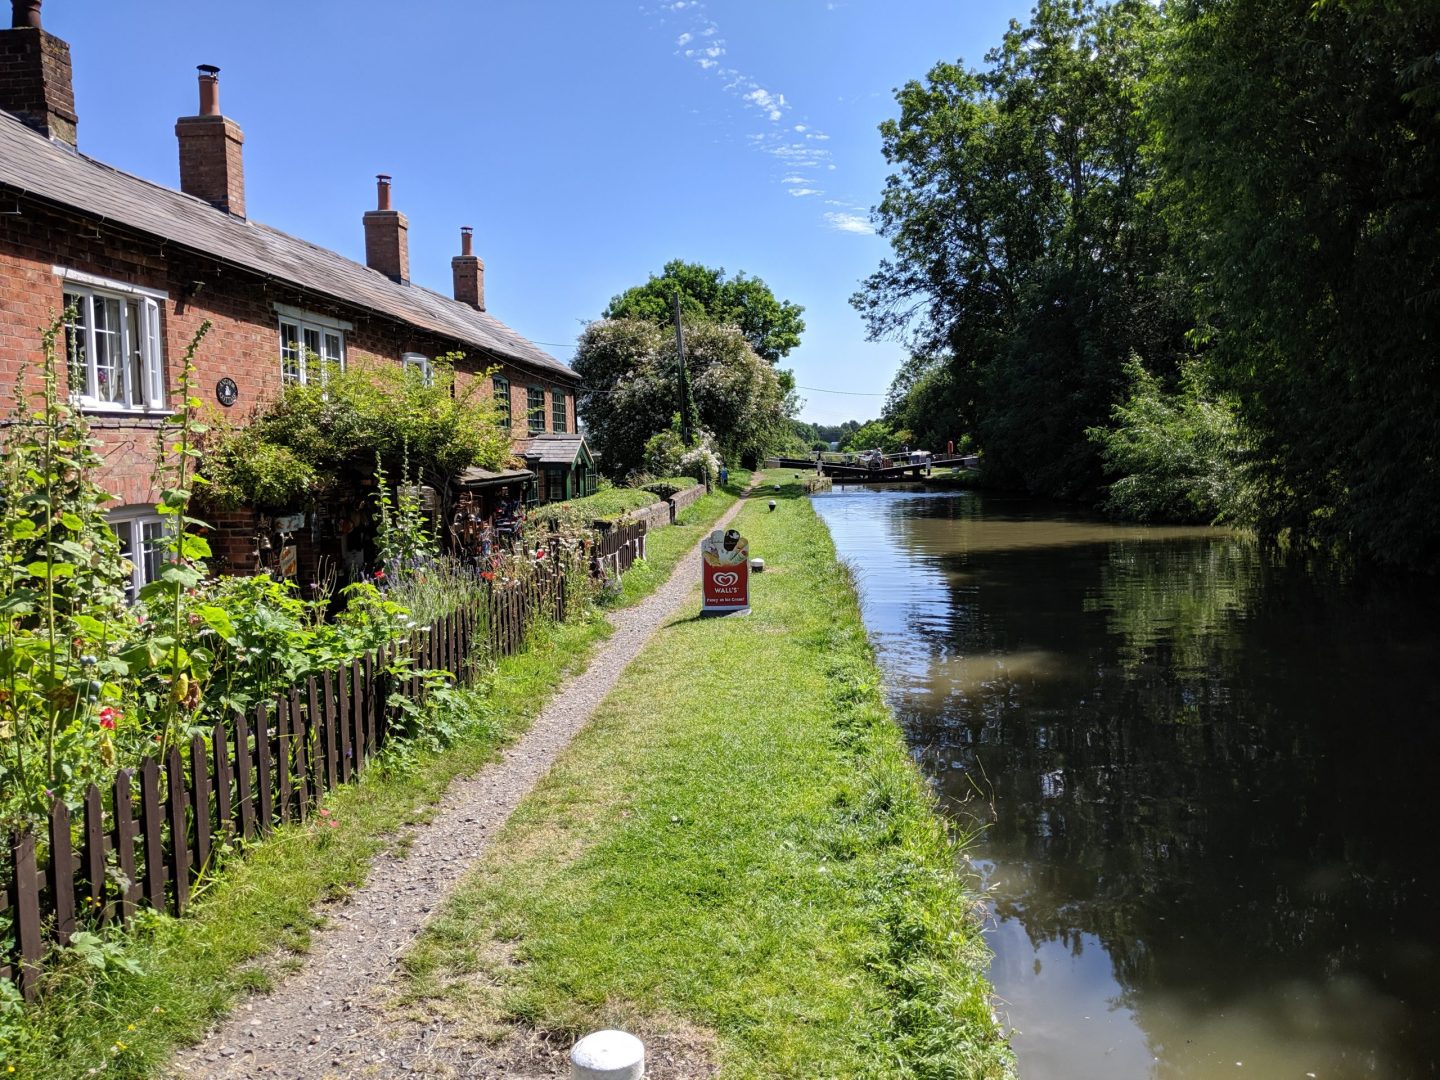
(1, 559), (576, 997)
(591, 519), (647, 577)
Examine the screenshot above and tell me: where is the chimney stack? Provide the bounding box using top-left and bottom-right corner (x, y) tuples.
(175, 65), (246, 217)
(364, 175), (410, 284)
(452, 226), (485, 311)
(0, 0), (78, 146)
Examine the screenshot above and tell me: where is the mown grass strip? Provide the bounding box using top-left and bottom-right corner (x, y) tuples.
(399, 472), (1014, 1079)
(1, 473), (752, 1078)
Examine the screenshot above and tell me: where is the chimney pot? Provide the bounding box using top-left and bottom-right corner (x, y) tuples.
(11, 1), (41, 29)
(0, 0), (77, 145)
(196, 65), (220, 116)
(364, 176), (409, 283)
(452, 226), (485, 311)
(175, 64), (245, 216)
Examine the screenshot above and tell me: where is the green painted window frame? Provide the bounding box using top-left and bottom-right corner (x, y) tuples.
(527, 385), (546, 434)
(493, 375), (510, 427)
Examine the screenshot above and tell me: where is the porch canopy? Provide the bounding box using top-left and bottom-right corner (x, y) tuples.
(456, 465), (535, 490)
(521, 434), (597, 502)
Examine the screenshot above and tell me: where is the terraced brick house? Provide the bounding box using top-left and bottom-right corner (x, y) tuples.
(0, 1), (590, 589)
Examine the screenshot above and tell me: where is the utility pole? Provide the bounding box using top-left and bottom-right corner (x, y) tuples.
(673, 288), (693, 447)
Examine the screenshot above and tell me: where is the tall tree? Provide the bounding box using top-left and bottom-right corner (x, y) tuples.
(854, 0), (1184, 498)
(1154, 0), (1440, 568)
(604, 259), (806, 364)
(573, 318), (794, 475)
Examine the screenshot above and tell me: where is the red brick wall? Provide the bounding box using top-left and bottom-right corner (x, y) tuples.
(0, 196), (578, 516)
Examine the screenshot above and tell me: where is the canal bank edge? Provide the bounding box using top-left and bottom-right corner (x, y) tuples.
(393, 471), (1016, 1078)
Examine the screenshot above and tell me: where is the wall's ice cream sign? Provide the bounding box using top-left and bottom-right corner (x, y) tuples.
(701, 528), (750, 614)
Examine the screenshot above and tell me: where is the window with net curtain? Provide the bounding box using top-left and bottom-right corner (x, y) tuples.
(63, 283), (164, 410)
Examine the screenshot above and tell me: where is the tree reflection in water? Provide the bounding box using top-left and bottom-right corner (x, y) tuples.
(815, 489), (1440, 1079)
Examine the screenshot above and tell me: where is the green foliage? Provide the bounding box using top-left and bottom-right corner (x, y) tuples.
(639, 477), (702, 500)
(603, 258), (806, 364)
(1154, 0), (1440, 567)
(202, 356), (510, 510)
(527, 487), (658, 529)
(883, 355), (968, 452)
(0, 313), (133, 828)
(641, 424), (720, 486)
(372, 453), (439, 584)
(574, 318), (794, 476)
(1087, 358), (1242, 523)
(856, 0), (1185, 499)
(840, 419), (908, 454)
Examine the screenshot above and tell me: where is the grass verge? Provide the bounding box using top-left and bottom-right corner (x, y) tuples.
(397, 471), (1014, 1078)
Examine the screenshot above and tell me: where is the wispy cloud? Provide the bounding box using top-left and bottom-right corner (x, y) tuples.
(824, 211), (873, 234)
(651, 1), (874, 231)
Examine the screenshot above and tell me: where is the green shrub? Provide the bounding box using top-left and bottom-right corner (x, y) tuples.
(527, 488), (659, 529)
(640, 476), (702, 499)
(1087, 357), (1242, 523)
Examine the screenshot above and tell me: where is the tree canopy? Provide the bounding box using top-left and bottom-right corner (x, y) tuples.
(604, 259), (806, 364)
(1152, 0), (1440, 567)
(573, 317), (793, 476)
(857, 0), (1440, 569)
(854, 0), (1184, 500)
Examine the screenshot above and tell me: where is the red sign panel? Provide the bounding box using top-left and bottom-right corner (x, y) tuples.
(701, 529), (750, 614)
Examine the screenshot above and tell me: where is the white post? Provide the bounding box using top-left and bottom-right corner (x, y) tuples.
(571, 1029), (644, 1079)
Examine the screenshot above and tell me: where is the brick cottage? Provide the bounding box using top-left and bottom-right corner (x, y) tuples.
(0, 0), (594, 592)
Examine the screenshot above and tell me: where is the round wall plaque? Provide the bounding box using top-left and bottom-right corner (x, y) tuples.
(216, 377), (238, 407)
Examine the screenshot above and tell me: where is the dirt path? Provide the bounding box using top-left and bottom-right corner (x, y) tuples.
(168, 497), (750, 1079)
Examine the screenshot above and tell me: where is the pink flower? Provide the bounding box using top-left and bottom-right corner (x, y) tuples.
(98, 706), (118, 731)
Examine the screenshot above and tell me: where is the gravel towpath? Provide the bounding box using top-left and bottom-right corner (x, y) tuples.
(168, 496), (750, 1079)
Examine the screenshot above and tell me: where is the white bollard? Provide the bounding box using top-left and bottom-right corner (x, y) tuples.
(571, 1029), (644, 1080)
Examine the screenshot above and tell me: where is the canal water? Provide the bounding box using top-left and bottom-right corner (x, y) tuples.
(811, 487), (1440, 1080)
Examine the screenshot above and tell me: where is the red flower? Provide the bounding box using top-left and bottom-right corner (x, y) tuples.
(98, 706), (118, 731)
(374, 569), (386, 581)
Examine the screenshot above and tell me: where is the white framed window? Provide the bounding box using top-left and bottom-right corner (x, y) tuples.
(108, 507), (168, 604)
(279, 315), (345, 387)
(56, 271), (166, 412)
(403, 352), (433, 386)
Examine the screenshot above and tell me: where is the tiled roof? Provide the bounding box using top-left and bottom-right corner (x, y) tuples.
(457, 465), (534, 488)
(521, 434), (590, 465)
(0, 112), (578, 382)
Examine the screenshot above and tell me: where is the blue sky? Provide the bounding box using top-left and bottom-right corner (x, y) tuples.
(51, 0), (1030, 426)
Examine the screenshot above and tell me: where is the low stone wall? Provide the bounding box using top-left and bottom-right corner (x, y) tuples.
(625, 500), (673, 533)
(668, 483), (706, 519)
(598, 483), (707, 537)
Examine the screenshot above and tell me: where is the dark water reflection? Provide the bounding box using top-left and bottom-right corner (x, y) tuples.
(812, 487), (1440, 1079)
